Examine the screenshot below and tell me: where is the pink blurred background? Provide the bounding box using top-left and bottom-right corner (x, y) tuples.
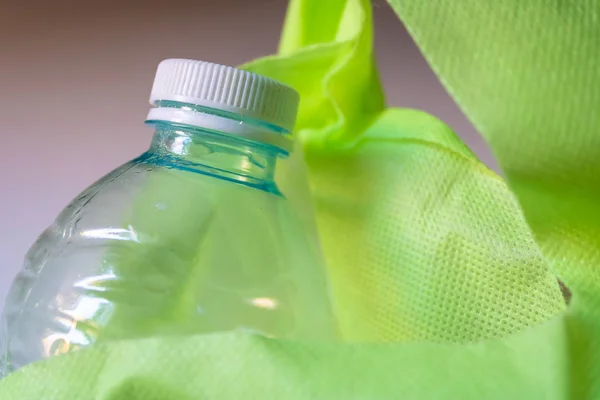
(0, 0), (489, 305)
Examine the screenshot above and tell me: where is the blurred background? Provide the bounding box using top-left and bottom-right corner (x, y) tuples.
(0, 0), (489, 304)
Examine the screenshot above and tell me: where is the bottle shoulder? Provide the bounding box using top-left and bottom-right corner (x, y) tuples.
(47, 156), (289, 247)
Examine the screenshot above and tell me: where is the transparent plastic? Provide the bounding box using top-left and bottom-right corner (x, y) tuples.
(0, 104), (336, 376)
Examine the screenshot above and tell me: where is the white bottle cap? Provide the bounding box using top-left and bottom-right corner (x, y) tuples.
(148, 59), (299, 133)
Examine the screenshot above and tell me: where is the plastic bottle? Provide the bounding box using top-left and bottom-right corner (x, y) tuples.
(0, 59), (337, 376)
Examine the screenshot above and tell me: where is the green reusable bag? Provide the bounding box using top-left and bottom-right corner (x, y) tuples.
(1, 0), (598, 398)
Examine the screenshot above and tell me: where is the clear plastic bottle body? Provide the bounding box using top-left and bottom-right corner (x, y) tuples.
(0, 118), (336, 376)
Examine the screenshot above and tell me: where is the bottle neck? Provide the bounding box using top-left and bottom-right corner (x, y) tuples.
(145, 102), (288, 194)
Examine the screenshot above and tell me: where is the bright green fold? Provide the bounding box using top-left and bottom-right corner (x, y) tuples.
(0, 320), (572, 399)
(387, 0), (600, 311)
(388, 0), (600, 396)
(245, 0), (564, 342)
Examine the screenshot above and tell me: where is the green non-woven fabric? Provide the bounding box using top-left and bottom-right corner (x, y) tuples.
(243, 0), (565, 342)
(0, 319), (571, 399)
(387, 0), (600, 311)
(0, 0), (588, 398)
(387, 0), (600, 396)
